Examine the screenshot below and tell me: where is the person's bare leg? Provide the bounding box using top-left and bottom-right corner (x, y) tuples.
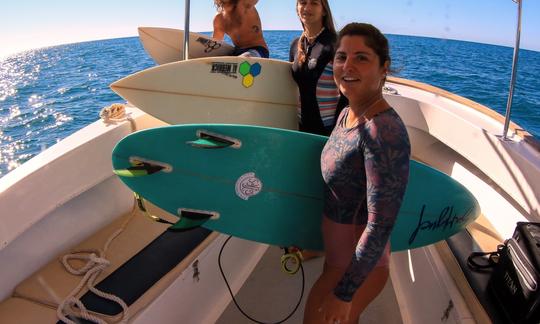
(303, 272), (328, 324)
(303, 264), (389, 324)
(348, 266), (389, 322)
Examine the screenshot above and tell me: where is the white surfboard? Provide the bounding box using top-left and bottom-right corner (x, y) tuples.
(138, 27), (234, 65)
(110, 57), (299, 129)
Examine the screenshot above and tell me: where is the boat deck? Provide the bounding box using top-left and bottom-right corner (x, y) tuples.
(217, 245), (402, 324)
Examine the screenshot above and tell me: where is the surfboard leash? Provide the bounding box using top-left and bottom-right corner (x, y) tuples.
(218, 236), (305, 324)
(133, 193), (176, 225)
(280, 247), (304, 275)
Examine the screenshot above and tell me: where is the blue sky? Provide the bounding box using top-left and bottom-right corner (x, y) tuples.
(1, 0), (539, 58)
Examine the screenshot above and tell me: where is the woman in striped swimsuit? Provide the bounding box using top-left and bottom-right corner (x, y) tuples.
(289, 0), (347, 136)
(289, 0), (346, 262)
(304, 23), (411, 324)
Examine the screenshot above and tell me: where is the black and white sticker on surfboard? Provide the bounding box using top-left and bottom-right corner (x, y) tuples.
(235, 172), (263, 200)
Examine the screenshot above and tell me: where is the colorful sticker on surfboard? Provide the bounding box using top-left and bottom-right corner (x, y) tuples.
(210, 61), (262, 88)
(238, 61), (261, 88)
(235, 172), (262, 200)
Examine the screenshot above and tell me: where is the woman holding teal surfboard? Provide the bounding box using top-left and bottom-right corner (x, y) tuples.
(304, 23), (411, 324)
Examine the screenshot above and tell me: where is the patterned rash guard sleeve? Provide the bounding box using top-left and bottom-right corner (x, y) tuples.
(333, 113), (411, 302)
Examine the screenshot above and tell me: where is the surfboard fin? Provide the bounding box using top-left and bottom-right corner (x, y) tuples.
(187, 130), (241, 149)
(114, 161), (166, 177)
(187, 138), (232, 149)
(170, 209), (220, 230)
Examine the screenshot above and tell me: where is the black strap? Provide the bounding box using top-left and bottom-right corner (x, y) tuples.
(467, 244), (505, 272)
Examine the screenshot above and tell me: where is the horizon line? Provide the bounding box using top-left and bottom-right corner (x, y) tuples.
(2, 29), (539, 60)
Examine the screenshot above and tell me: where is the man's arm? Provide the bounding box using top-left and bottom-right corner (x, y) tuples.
(212, 14), (225, 40)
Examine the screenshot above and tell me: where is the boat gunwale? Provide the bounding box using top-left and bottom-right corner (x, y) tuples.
(387, 76), (540, 152)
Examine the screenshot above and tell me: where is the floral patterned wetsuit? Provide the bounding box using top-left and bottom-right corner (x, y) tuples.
(320, 107), (411, 302)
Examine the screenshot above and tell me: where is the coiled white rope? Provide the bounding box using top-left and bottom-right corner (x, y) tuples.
(56, 204), (138, 324)
(57, 249), (128, 324)
(99, 103), (127, 122)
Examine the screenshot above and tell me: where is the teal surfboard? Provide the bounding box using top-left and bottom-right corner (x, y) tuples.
(112, 124), (480, 252)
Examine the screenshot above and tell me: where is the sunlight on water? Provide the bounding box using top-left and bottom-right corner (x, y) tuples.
(0, 37), (154, 177)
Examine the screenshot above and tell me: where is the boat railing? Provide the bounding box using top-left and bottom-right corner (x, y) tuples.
(182, 0), (191, 61)
(503, 0), (523, 140)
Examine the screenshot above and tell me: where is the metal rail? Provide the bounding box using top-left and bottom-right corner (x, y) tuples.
(502, 0), (523, 140)
(181, 0), (191, 61)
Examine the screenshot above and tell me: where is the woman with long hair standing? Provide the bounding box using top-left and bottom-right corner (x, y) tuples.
(290, 0), (347, 136)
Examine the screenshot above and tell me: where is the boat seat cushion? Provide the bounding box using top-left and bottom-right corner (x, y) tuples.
(13, 207), (171, 305)
(9, 202), (215, 323)
(0, 297), (57, 323)
(6, 199), (215, 322)
(59, 227), (213, 320)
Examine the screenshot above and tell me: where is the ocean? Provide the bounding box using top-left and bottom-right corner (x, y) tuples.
(0, 31), (539, 177)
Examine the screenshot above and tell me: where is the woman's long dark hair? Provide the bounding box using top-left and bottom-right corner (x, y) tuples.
(337, 23), (391, 69)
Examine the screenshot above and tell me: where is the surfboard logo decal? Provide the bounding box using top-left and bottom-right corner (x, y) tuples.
(235, 172), (263, 200)
(239, 61), (261, 88)
(408, 205), (476, 246)
(210, 62), (238, 78)
(210, 61), (262, 88)
(196, 37), (222, 53)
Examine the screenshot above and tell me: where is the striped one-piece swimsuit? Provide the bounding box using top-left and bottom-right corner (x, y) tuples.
(289, 28), (347, 136)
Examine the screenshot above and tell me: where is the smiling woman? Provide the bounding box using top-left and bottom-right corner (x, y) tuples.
(333, 25), (391, 127)
(304, 23), (411, 324)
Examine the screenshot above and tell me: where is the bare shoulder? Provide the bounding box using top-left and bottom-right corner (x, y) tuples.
(240, 0), (258, 9)
(213, 12), (225, 28)
(213, 12), (224, 23)
(212, 12), (226, 39)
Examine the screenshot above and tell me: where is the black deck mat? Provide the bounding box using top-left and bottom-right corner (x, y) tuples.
(57, 227), (212, 323)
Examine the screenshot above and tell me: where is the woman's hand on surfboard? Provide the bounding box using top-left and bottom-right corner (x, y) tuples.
(318, 293), (352, 323)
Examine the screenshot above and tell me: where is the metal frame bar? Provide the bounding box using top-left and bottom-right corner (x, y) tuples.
(181, 0), (191, 61)
(503, 0), (523, 139)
